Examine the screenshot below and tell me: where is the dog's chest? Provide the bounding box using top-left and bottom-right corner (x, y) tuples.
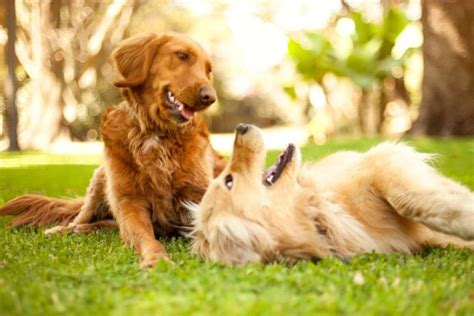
(137, 135), (178, 173)
(135, 134), (212, 194)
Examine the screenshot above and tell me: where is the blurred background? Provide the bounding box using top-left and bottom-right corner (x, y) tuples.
(0, 0), (473, 152)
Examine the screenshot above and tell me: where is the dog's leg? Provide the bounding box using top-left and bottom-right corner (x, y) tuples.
(112, 199), (169, 268)
(417, 225), (474, 250)
(45, 167), (109, 236)
(383, 176), (474, 240)
(373, 146), (474, 240)
(71, 219), (118, 234)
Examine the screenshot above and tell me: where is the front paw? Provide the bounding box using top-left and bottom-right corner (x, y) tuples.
(140, 249), (171, 268)
(44, 225), (73, 236)
(71, 223), (98, 234)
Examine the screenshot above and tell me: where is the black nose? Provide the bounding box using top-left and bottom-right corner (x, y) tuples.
(198, 87), (216, 106)
(236, 124), (249, 135)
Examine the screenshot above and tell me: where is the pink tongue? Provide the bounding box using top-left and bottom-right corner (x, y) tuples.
(180, 107), (196, 120)
(263, 166), (276, 182)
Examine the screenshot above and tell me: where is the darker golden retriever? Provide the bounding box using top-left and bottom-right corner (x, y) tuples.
(0, 33), (225, 268)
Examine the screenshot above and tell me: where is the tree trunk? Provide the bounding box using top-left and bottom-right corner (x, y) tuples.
(4, 0), (20, 151)
(21, 0), (64, 149)
(377, 87), (387, 133)
(15, 0), (136, 149)
(411, 0), (474, 136)
(358, 89), (370, 134)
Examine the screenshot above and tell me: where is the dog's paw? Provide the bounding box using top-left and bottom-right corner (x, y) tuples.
(44, 225), (73, 236)
(140, 250), (171, 268)
(465, 241), (474, 252)
(71, 224), (97, 234)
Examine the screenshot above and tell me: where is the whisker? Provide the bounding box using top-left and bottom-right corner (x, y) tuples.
(181, 200), (200, 218)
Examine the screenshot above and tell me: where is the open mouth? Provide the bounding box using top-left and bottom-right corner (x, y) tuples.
(262, 144), (295, 186)
(164, 89), (196, 123)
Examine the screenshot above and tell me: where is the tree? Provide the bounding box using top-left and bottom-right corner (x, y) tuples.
(287, 7), (414, 135)
(14, 0), (137, 149)
(411, 0), (474, 136)
(4, 0), (20, 151)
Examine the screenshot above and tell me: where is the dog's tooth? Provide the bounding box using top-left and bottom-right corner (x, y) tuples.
(179, 104), (184, 111)
(268, 175), (274, 183)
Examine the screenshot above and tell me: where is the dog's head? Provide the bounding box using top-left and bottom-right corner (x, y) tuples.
(112, 33), (216, 127)
(191, 124), (306, 265)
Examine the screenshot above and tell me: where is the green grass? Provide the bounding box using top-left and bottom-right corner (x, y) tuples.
(1, 138), (473, 316)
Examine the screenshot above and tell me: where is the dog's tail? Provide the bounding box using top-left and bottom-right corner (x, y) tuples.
(0, 195), (83, 227)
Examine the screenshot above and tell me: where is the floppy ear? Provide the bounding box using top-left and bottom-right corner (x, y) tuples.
(213, 216), (278, 265)
(112, 33), (170, 88)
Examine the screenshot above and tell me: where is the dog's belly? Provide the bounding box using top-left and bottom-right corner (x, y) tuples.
(307, 184), (423, 257)
(301, 151), (424, 256)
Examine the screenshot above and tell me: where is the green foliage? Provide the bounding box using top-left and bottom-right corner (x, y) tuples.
(382, 9), (410, 44)
(1, 138), (473, 315)
(283, 85), (297, 100)
(287, 8), (416, 91)
(287, 33), (336, 83)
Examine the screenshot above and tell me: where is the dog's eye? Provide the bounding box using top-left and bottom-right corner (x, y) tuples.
(224, 174), (233, 190)
(176, 51), (189, 61)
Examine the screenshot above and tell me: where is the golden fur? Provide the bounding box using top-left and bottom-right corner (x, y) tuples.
(191, 125), (474, 265)
(0, 33), (225, 268)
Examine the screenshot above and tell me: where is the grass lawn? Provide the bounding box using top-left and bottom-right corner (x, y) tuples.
(0, 137), (473, 315)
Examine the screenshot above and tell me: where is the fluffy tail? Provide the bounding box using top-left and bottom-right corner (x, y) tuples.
(0, 195), (83, 228)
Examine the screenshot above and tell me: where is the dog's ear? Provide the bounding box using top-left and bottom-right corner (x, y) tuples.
(213, 216), (277, 265)
(112, 33), (169, 88)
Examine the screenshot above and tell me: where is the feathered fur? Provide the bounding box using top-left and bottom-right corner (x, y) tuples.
(0, 33), (225, 268)
(0, 195), (82, 227)
(192, 125), (474, 265)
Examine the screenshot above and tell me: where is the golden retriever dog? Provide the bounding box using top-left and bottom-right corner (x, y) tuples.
(0, 33), (225, 268)
(190, 124), (474, 265)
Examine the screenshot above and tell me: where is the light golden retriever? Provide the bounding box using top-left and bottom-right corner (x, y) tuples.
(190, 124), (474, 265)
(0, 33), (225, 268)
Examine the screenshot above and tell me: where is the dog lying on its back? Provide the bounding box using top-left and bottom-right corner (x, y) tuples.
(190, 124), (474, 265)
